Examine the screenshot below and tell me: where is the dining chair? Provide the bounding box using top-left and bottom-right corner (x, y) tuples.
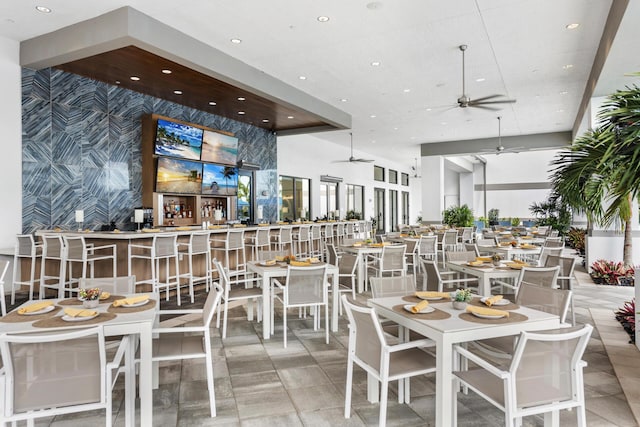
(444, 250), (477, 263)
(151, 281), (223, 417)
(79, 276), (136, 294)
(271, 226), (293, 253)
(212, 258), (263, 339)
(64, 235), (117, 289)
(272, 264), (329, 347)
(0, 325), (129, 426)
(442, 229), (460, 255)
(543, 236), (564, 248)
(309, 224), (323, 258)
(537, 246), (563, 266)
(210, 228), (247, 279)
(543, 255), (577, 324)
(459, 227), (474, 244)
(256, 249), (289, 261)
(369, 274), (416, 298)
(292, 224), (312, 258)
(128, 234), (181, 304)
(177, 231), (212, 300)
(12, 234), (42, 303)
(0, 260), (10, 316)
(404, 239), (419, 276)
(369, 244), (407, 279)
(39, 234), (67, 299)
(342, 295), (436, 427)
(245, 226), (272, 261)
(326, 244), (357, 311)
(417, 235), (438, 264)
(454, 324), (593, 427)
(419, 258), (478, 292)
(492, 265), (560, 294)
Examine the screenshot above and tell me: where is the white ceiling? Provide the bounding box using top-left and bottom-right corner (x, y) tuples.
(2, 0), (640, 168)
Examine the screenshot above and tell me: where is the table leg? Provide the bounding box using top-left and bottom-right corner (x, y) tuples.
(435, 335), (454, 426)
(480, 275), (491, 296)
(124, 334), (135, 427)
(138, 323), (153, 426)
(261, 275), (271, 339)
(356, 253), (365, 293)
(331, 270), (339, 332)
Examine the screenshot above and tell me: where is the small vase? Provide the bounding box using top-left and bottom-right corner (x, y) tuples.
(452, 301), (467, 310)
(492, 260), (501, 267)
(83, 299), (99, 309)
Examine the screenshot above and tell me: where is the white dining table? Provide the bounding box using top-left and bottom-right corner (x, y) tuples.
(446, 260), (522, 296)
(368, 295), (560, 427)
(246, 261), (340, 338)
(0, 294), (157, 426)
(477, 244), (542, 262)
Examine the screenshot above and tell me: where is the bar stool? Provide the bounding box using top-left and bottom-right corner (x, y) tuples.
(335, 222), (346, 246)
(64, 235), (117, 295)
(129, 234), (181, 303)
(345, 222), (356, 240)
(292, 225), (311, 258)
(39, 234), (66, 299)
(1, 259), (11, 316)
(211, 229), (247, 280)
(309, 225), (323, 258)
(12, 234), (42, 302)
(178, 231), (212, 303)
(245, 226), (271, 261)
(271, 226), (293, 253)
(322, 223), (334, 252)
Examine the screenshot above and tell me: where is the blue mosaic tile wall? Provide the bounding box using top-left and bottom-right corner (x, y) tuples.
(21, 68), (278, 232)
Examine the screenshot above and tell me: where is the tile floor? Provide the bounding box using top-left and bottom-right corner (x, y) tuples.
(6, 255), (640, 426)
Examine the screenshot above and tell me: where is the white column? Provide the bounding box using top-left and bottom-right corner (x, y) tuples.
(421, 156), (444, 223)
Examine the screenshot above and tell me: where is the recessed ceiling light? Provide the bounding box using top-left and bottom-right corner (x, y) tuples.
(371, 61), (381, 66)
(559, 91), (568, 95)
(130, 76), (140, 81)
(115, 80), (121, 85)
(35, 5), (51, 13)
(562, 64), (573, 70)
(403, 89), (411, 93)
(426, 108), (432, 112)
(262, 119), (269, 123)
(208, 101), (217, 106)
(556, 109), (564, 113)
(340, 98), (348, 102)
(299, 76), (307, 80)
(237, 97), (246, 101)
(410, 136), (416, 140)
(440, 122), (447, 125)
(317, 16), (330, 22)
(173, 90), (182, 95)
(475, 77), (486, 82)
(287, 115), (294, 119)
(393, 127), (399, 130)
(370, 115), (376, 118)
(566, 23), (580, 30)
(238, 111), (245, 115)
(371, 140), (376, 144)
(161, 69), (172, 74)
(230, 38), (242, 44)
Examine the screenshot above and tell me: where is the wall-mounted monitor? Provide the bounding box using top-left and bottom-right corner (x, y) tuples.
(155, 157), (203, 194)
(201, 129), (238, 165)
(202, 163), (238, 196)
(154, 118), (203, 160)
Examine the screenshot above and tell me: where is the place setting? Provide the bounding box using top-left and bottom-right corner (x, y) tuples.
(459, 295), (528, 324)
(393, 294), (451, 320)
(108, 294), (156, 313)
(0, 300), (62, 323)
(32, 306), (118, 328)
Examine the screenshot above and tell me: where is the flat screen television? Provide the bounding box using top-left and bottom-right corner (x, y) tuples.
(202, 163), (238, 196)
(155, 157), (203, 194)
(154, 118), (203, 160)
(201, 129), (238, 165)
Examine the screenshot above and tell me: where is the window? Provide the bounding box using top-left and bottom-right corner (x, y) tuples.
(345, 184), (364, 219)
(401, 173), (409, 186)
(237, 171), (253, 222)
(389, 169), (398, 184)
(319, 182), (338, 219)
(389, 189), (398, 231)
(374, 165), (385, 182)
(279, 175), (310, 220)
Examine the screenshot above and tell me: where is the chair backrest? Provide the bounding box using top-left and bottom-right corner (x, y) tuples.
(495, 235), (515, 244)
(154, 234), (178, 257)
(0, 259), (9, 315)
(311, 224), (321, 239)
(63, 236), (87, 261)
(538, 247), (563, 266)
(79, 276), (136, 294)
(369, 274), (416, 298)
(461, 227), (473, 241)
(336, 222), (345, 237)
(517, 266), (560, 288)
(226, 229), (245, 250)
(326, 243), (339, 266)
(15, 234), (37, 257)
(544, 236), (563, 247)
(0, 326), (107, 414)
(445, 251), (476, 262)
(510, 324), (592, 408)
(443, 230), (458, 245)
(476, 238), (494, 247)
(418, 235), (437, 257)
(338, 252), (358, 276)
(548, 229), (560, 238)
(341, 295), (386, 373)
(419, 259), (443, 292)
(536, 225), (550, 235)
(544, 255), (576, 289)
(405, 239), (418, 255)
(254, 227), (271, 246)
(379, 245), (406, 271)
(515, 282), (572, 322)
(286, 265), (328, 305)
(464, 243), (480, 256)
(42, 234), (65, 259)
(342, 238), (358, 246)
(257, 249), (289, 261)
(279, 227), (293, 243)
(202, 278), (224, 328)
(190, 231), (211, 254)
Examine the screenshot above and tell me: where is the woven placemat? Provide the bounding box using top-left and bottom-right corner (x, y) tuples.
(402, 295), (451, 304)
(58, 295), (126, 306)
(459, 311), (528, 324)
(0, 306), (62, 323)
(32, 312), (118, 328)
(392, 304), (451, 320)
(469, 298), (520, 311)
(107, 299), (157, 314)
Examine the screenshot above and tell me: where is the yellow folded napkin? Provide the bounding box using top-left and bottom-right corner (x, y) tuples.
(208, 225), (223, 229)
(99, 291), (111, 300)
(369, 243), (383, 247)
(63, 307), (97, 317)
(277, 221), (287, 225)
(521, 236), (532, 239)
(411, 300), (430, 313)
(520, 244), (536, 249)
(112, 295), (150, 307)
(142, 228), (160, 233)
(263, 259), (277, 266)
(352, 243), (362, 247)
(258, 223), (270, 227)
(53, 227), (62, 232)
(468, 260), (483, 266)
(484, 295), (503, 306)
(233, 224), (247, 228)
(17, 300), (53, 314)
(476, 256), (492, 262)
(465, 305), (509, 317)
(415, 291), (450, 299)
(308, 257), (320, 263)
(112, 229), (121, 233)
(176, 226), (191, 231)
(290, 260), (311, 267)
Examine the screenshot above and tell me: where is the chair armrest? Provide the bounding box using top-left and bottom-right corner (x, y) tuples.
(440, 271), (456, 276)
(106, 335), (130, 369)
(454, 345), (509, 379)
(91, 244), (117, 252)
(272, 278), (285, 289)
(153, 326), (206, 334)
(386, 338), (435, 352)
(128, 243), (152, 250)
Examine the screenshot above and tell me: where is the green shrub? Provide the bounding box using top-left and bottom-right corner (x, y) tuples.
(442, 204), (474, 227)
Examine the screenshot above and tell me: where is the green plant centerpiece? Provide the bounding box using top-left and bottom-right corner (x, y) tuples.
(442, 204), (474, 227)
(491, 253), (502, 266)
(488, 208), (500, 225)
(451, 289), (473, 310)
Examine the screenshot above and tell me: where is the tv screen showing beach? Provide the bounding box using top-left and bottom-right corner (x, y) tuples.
(201, 129), (238, 165)
(155, 119), (203, 160)
(156, 157), (203, 194)
(202, 164), (238, 196)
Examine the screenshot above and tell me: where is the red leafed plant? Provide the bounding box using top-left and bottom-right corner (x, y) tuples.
(590, 259), (635, 285)
(614, 299), (635, 343)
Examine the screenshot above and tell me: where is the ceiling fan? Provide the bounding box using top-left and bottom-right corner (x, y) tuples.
(411, 158), (421, 178)
(333, 133), (374, 163)
(481, 116), (524, 155)
(455, 44), (516, 110)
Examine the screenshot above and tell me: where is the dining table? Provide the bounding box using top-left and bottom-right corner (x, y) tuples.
(476, 243), (542, 262)
(0, 293), (157, 427)
(445, 260), (522, 296)
(368, 294), (561, 427)
(246, 260), (340, 338)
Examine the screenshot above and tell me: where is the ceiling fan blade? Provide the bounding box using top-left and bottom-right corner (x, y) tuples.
(331, 159), (352, 163)
(469, 104), (502, 111)
(353, 158), (374, 163)
(469, 94), (504, 103)
(471, 99), (517, 106)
